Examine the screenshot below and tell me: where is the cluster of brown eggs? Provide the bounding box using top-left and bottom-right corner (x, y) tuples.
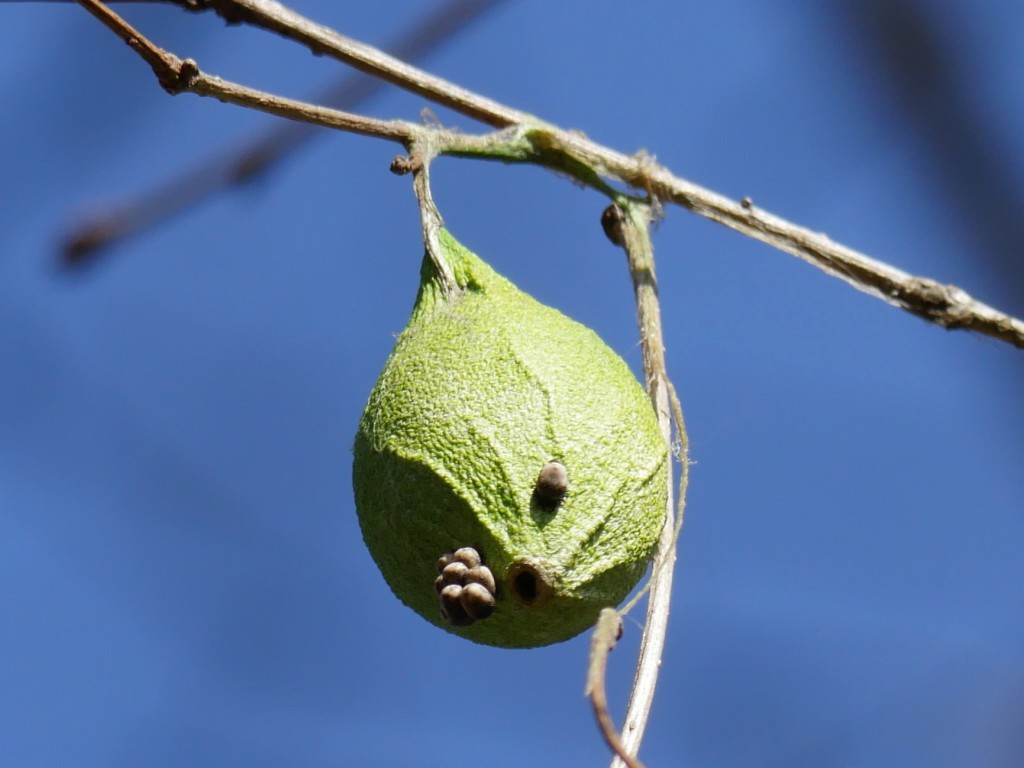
(434, 547), (497, 627)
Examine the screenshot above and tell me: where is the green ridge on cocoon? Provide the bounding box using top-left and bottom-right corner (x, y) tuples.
(353, 229), (668, 648)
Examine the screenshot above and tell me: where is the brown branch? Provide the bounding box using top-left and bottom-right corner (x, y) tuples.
(74, 0), (1024, 349)
(526, 131), (1024, 349)
(200, 0), (527, 128)
(175, 1), (1024, 348)
(75, 0), (419, 140)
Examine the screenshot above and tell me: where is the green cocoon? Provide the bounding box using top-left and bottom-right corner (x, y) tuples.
(352, 230), (668, 648)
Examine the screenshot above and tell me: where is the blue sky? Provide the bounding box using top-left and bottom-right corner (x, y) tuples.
(1, 2), (1022, 766)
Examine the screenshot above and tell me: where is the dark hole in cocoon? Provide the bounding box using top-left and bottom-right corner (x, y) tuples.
(506, 560), (552, 606)
(514, 570), (538, 602)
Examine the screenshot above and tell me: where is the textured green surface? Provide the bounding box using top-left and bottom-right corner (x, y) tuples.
(352, 230), (668, 648)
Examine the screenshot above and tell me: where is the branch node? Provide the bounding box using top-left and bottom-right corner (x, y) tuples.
(159, 56), (199, 94)
(389, 154), (421, 176)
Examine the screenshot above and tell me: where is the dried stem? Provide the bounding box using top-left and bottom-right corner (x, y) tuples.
(72, 0), (1024, 348)
(398, 147), (461, 301)
(586, 608), (644, 768)
(592, 203), (689, 768)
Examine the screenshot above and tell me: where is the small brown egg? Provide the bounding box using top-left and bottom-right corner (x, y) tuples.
(463, 564), (496, 595)
(460, 582), (496, 620)
(452, 547), (481, 568)
(435, 553), (453, 574)
(439, 584), (473, 626)
(441, 561), (469, 584)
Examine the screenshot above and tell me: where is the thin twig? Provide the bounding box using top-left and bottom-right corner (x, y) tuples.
(73, 1), (543, 159)
(200, 0), (527, 128)
(595, 202), (688, 768)
(74, 0), (1024, 348)
(76, 0), (416, 140)
(63, 0), (499, 264)
(519, 133), (1024, 349)
(586, 608), (644, 768)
